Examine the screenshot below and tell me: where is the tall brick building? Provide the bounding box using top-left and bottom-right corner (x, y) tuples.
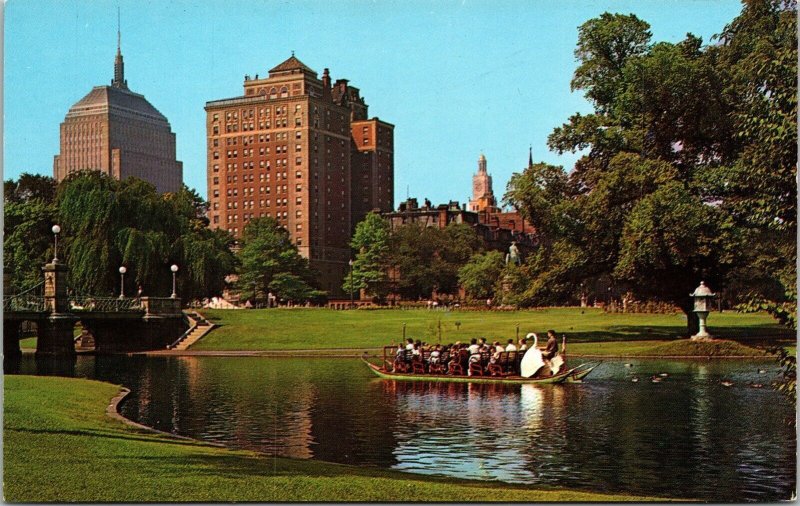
(205, 55), (394, 295)
(53, 37), (183, 193)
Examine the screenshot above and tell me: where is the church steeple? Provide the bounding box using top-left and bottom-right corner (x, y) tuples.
(112, 8), (128, 89)
(528, 145), (533, 168)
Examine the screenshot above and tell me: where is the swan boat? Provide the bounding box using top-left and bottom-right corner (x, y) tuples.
(362, 358), (594, 384)
(363, 334), (595, 384)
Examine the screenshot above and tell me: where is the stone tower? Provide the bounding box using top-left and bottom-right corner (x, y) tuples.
(468, 153), (497, 212)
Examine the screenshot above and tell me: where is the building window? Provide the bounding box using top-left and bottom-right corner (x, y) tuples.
(213, 152), (219, 160)
(280, 86), (288, 98)
(296, 157), (302, 165)
(295, 170), (302, 178)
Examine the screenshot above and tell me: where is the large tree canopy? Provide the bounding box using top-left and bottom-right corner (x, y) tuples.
(4, 172), (236, 301)
(343, 212), (392, 302)
(236, 217), (322, 304)
(506, 1), (796, 333)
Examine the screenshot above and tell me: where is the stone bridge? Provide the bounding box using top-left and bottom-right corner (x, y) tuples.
(3, 261), (187, 359)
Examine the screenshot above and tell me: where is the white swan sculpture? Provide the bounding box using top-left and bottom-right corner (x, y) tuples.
(520, 333), (545, 378)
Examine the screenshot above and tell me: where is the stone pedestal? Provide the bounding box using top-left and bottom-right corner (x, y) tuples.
(691, 311), (712, 340)
(42, 262), (70, 313)
(3, 320), (23, 362)
(36, 314), (78, 358)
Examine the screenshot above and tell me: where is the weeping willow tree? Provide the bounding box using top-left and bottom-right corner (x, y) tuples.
(166, 187), (238, 301)
(54, 172), (235, 300)
(57, 172), (122, 294)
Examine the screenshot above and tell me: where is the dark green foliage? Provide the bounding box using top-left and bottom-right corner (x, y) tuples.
(571, 13), (652, 112)
(4, 173), (56, 204)
(4, 172), (235, 301)
(504, 162), (569, 244)
(458, 250), (505, 301)
(236, 217), (321, 304)
(3, 200), (56, 292)
(343, 212), (391, 301)
(507, 2), (796, 337)
(388, 223), (483, 300)
(769, 346), (797, 407)
(3, 174), (59, 292)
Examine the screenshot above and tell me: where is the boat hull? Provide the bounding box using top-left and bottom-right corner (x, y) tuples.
(362, 359), (585, 385)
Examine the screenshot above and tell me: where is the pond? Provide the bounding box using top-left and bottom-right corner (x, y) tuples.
(10, 355), (796, 501)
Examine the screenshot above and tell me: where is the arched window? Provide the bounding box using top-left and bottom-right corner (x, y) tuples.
(269, 87), (277, 99)
(279, 86), (289, 98)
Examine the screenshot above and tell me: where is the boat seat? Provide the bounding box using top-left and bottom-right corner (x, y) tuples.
(429, 351), (449, 374)
(488, 352), (511, 376)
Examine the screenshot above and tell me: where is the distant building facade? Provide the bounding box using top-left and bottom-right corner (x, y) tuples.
(466, 152), (533, 236)
(53, 39), (183, 193)
(204, 55), (394, 295)
(384, 197), (535, 253)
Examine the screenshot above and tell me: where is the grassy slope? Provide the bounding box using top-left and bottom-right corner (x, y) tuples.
(3, 375), (657, 502)
(194, 307), (792, 352)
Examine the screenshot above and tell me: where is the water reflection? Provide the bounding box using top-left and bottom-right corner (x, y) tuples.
(7, 355), (795, 501)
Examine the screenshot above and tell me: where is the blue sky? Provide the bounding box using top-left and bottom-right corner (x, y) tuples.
(4, 0), (743, 208)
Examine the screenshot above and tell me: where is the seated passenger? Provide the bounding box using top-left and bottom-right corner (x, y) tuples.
(489, 341), (503, 364)
(542, 330), (559, 360)
(519, 338), (528, 351)
(468, 338), (480, 356)
(430, 345), (441, 364)
(405, 338), (414, 351)
(505, 339), (517, 352)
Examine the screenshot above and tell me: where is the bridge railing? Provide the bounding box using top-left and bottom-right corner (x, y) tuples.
(3, 294), (46, 312)
(69, 296), (144, 313)
(3, 282), (46, 312)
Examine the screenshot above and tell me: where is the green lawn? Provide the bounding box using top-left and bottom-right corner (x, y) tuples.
(3, 375), (660, 502)
(194, 307), (792, 352)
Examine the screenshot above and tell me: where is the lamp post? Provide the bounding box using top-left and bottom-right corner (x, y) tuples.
(118, 266), (127, 299)
(51, 225), (61, 262)
(170, 264), (179, 299)
(348, 259), (354, 309)
(690, 281), (716, 340)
